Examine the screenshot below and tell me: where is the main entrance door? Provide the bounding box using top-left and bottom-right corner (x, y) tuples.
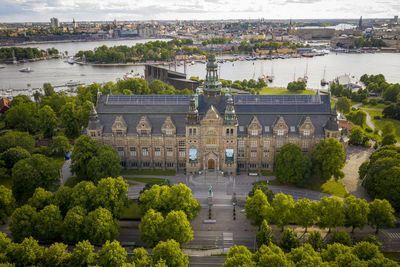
(208, 159), (215, 170)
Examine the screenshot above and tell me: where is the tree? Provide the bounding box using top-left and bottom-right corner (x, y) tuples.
(36, 204), (62, 240)
(86, 145), (121, 183)
(0, 185), (16, 224)
(317, 197), (345, 232)
(382, 134), (397, 146)
(43, 83), (55, 96)
(312, 138), (346, 181)
(321, 243), (352, 262)
(287, 244), (323, 266)
(222, 245), (255, 267)
(139, 209), (164, 247)
(59, 102), (81, 138)
(306, 231), (325, 252)
(132, 247), (152, 266)
(62, 206), (87, 243)
(327, 230), (352, 246)
(352, 241), (380, 261)
(287, 81), (306, 91)
(275, 144), (312, 186)
(248, 183), (274, 203)
(69, 240), (97, 267)
(279, 228), (300, 252)
(10, 205), (38, 242)
(0, 131), (35, 153)
(51, 135), (71, 156)
(245, 189), (271, 226)
(28, 187), (53, 210)
(346, 110), (367, 127)
(152, 239), (189, 267)
(94, 177), (129, 219)
(5, 237), (44, 266)
(42, 242), (71, 266)
(98, 240), (127, 267)
(344, 195), (369, 233)
(368, 199), (396, 233)
(5, 101), (37, 133)
(52, 185), (73, 216)
(349, 126), (364, 145)
(71, 135), (98, 180)
(84, 207), (118, 244)
(12, 154), (60, 202)
(270, 193), (294, 231)
(336, 97), (351, 114)
(163, 210), (194, 245)
(293, 198), (318, 232)
(256, 220), (274, 247)
(38, 105), (58, 138)
(71, 181), (96, 211)
(0, 146), (31, 170)
(254, 244), (287, 267)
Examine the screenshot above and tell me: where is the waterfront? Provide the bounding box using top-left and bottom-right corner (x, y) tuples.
(1, 39), (400, 91)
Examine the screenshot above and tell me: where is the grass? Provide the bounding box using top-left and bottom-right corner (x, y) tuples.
(126, 177), (167, 185)
(64, 176), (79, 187)
(259, 88), (315, 95)
(120, 169), (176, 176)
(359, 103), (389, 109)
(366, 109), (400, 141)
(121, 201), (141, 220)
(320, 180), (348, 198)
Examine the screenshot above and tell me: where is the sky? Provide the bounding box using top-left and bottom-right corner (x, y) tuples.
(0, 0), (399, 23)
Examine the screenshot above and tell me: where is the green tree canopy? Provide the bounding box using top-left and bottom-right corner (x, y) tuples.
(139, 209), (164, 248)
(0, 146), (31, 170)
(344, 195), (369, 233)
(38, 105), (58, 138)
(5, 101), (37, 133)
(256, 220), (274, 248)
(162, 210), (194, 245)
(293, 198), (318, 232)
(62, 206), (87, 243)
(10, 205), (38, 242)
(244, 189), (271, 226)
(42, 242), (71, 266)
(316, 197), (345, 232)
(312, 138), (346, 181)
(336, 97), (351, 114)
(69, 240), (97, 267)
(98, 240), (127, 267)
(132, 247), (152, 266)
(349, 126), (365, 146)
(223, 245), (255, 267)
(86, 145), (121, 183)
(270, 193), (294, 231)
(152, 239), (189, 267)
(27, 187), (54, 210)
(368, 198), (396, 233)
(51, 135), (71, 156)
(0, 131), (35, 153)
(279, 228), (300, 253)
(0, 185), (16, 224)
(83, 207), (119, 244)
(36, 204), (62, 240)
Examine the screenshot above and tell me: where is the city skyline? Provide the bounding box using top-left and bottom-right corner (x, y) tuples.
(1, 0), (399, 23)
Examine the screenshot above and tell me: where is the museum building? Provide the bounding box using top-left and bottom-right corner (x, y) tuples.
(87, 54), (340, 175)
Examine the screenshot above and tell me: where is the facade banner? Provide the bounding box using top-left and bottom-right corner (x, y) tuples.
(225, 148), (234, 164)
(189, 148), (198, 163)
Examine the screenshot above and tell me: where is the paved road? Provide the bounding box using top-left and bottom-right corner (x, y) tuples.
(61, 159), (72, 185)
(189, 256), (226, 267)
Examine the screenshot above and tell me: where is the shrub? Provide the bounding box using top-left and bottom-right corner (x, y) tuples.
(327, 230), (353, 246)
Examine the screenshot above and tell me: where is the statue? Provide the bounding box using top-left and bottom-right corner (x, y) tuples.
(208, 185), (213, 197)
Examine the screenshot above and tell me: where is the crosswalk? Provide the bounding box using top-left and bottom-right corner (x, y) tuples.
(223, 232), (233, 252)
(385, 232), (400, 239)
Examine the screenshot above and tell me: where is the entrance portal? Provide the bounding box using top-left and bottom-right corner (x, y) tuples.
(208, 158), (215, 170)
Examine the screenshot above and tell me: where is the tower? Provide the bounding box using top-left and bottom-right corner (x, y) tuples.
(224, 94), (238, 126)
(87, 103), (103, 136)
(203, 53), (222, 97)
(359, 16), (363, 30)
(186, 95), (199, 125)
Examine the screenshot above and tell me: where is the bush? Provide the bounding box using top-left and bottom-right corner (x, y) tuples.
(328, 230), (353, 246)
(365, 127), (373, 133)
(362, 99), (369, 105)
(279, 228), (300, 252)
(373, 116), (381, 120)
(369, 99), (378, 106)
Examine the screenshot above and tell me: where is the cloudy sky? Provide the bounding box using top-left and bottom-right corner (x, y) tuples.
(0, 0), (399, 22)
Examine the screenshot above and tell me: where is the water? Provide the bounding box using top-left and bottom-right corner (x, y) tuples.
(1, 39), (400, 91)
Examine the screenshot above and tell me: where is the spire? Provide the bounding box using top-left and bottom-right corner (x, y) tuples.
(203, 53), (222, 97)
(224, 93), (238, 125)
(88, 102), (102, 130)
(90, 102), (97, 119)
(186, 94), (199, 124)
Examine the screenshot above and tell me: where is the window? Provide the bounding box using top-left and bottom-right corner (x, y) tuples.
(117, 147), (124, 157)
(116, 130), (123, 136)
(238, 149), (244, 158)
(97, 132), (101, 136)
(277, 129), (284, 136)
(264, 126), (270, 132)
(166, 129), (173, 135)
(264, 140), (270, 148)
(277, 141), (283, 148)
(206, 137), (217, 145)
(226, 129), (230, 135)
(90, 132), (96, 137)
(303, 130), (310, 136)
(290, 126), (295, 132)
(193, 128), (197, 135)
(179, 148), (185, 157)
(302, 141), (308, 149)
(249, 163), (257, 169)
(166, 147), (173, 157)
(262, 163), (269, 169)
(154, 162), (162, 168)
(251, 150), (257, 158)
(251, 130), (258, 136)
(130, 147), (136, 157)
(251, 140), (257, 147)
(263, 151), (269, 158)
(238, 163), (245, 169)
(230, 129), (234, 135)
(239, 126), (244, 132)
(289, 140), (296, 144)
(238, 140), (245, 147)
(142, 148), (149, 156)
(189, 128), (192, 135)
(166, 162), (174, 168)
(141, 130), (147, 135)
(178, 140), (186, 147)
(154, 147), (161, 157)
(142, 162), (150, 167)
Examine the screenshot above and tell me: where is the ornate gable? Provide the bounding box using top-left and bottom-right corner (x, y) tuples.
(201, 105), (222, 125)
(299, 116), (314, 136)
(273, 116), (288, 136)
(112, 116), (127, 136)
(136, 116), (152, 135)
(162, 116), (176, 136)
(248, 116), (262, 135)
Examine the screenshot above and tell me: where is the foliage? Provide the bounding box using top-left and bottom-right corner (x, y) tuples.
(139, 209), (165, 247)
(152, 239), (189, 267)
(38, 105), (58, 138)
(254, 244), (287, 267)
(311, 138), (345, 181)
(5, 101), (37, 133)
(279, 228), (300, 252)
(287, 81), (306, 91)
(316, 197), (345, 232)
(51, 135), (71, 156)
(256, 220), (274, 247)
(293, 198), (318, 232)
(11, 154), (60, 202)
(327, 230), (352, 246)
(98, 240), (127, 267)
(349, 126), (365, 145)
(10, 205), (38, 242)
(0, 131), (35, 154)
(383, 103), (400, 120)
(28, 187), (53, 210)
(0, 146), (31, 170)
(162, 210), (194, 245)
(245, 189), (271, 226)
(69, 240), (97, 266)
(336, 97), (351, 114)
(275, 143), (312, 186)
(42, 242), (71, 266)
(248, 182), (274, 202)
(62, 206), (87, 243)
(0, 47), (58, 61)
(223, 245), (255, 267)
(0, 185), (16, 223)
(368, 198), (396, 233)
(139, 183), (200, 221)
(83, 207), (119, 244)
(287, 244), (323, 266)
(344, 195), (369, 232)
(306, 231), (325, 252)
(132, 247), (152, 266)
(382, 133), (397, 146)
(35, 204), (63, 240)
(270, 193), (294, 231)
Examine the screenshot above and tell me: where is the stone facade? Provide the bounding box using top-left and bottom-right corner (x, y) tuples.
(87, 55), (340, 176)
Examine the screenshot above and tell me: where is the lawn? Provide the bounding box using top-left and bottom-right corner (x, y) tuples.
(126, 177), (168, 185)
(120, 169), (176, 176)
(259, 88), (315, 95)
(366, 109), (400, 141)
(359, 103), (390, 109)
(121, 200), (141, 220)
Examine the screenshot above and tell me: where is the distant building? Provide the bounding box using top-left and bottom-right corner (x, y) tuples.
(359, 16), (363, 30)
(334, 74), (362, 91)
(0, 97), (10, 114)
(394, 15), (399, 24)
(50, 17), (60, 27)
(145, 65), (200, 91)
(73, 18), (77, 28)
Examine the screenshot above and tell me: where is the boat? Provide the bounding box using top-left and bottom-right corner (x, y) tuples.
(67, 58), (75, 64)
(123, 70), (142, 80)
(66, 80), (84, 87)
(321, 66), (328, 86)
(19, 67), (33, 73)
(301, 53), (314, 58)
